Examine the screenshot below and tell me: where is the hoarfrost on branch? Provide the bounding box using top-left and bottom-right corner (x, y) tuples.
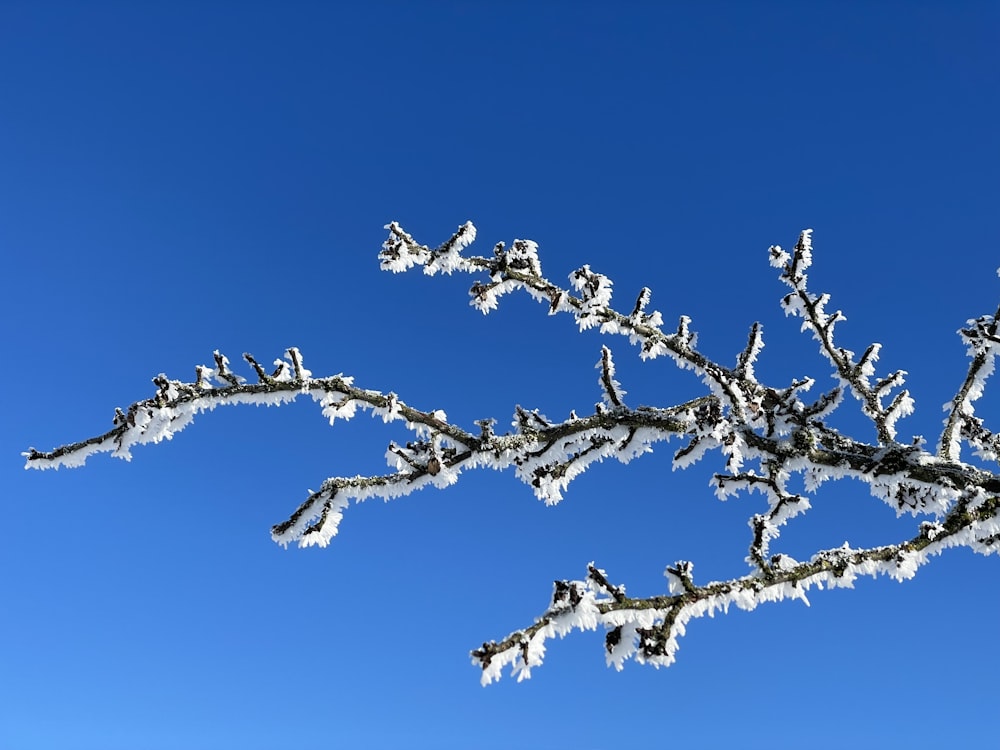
(25, 222), (1000, 685)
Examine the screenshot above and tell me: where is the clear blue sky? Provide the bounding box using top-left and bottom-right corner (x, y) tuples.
(2, 2), (998, 748)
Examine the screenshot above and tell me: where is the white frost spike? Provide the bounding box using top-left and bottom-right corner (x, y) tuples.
(768, 244), (790, 268)
(316, 391), (357, 424)
(796, 229), (813, 267)
(424, 221), (477, 276)
(631, 287), (652, 319)
(195, 365), (215, 389)
(286, 347), (312, 380)
(665, 561), (694, 595)
(597, 346), (626, 408)
(212, 350), (245, 385)
(272, 360), (292, 382)
(507, 238), (541, 276)
(469, 278), (521, 315)
(735, 322), (764, 382)
(570, 265), (613, 331)
(883, 390), (915, 439)
(857, 343), (881, 384)
(674, 315), (696, 350)
(379, 221), (430, 273)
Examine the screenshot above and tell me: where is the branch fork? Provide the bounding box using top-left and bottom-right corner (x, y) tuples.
(25, 223), (1000, 683)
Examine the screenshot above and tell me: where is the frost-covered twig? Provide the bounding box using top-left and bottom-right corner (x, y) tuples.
(24, 222), (1000, 683)
(24, 347), (704, 547)
(939, 304), (1000, 462)
(769, 232), (915, 443)
(473, 488), (1000, 684)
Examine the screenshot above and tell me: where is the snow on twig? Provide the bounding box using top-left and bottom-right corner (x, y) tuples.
(24, 222), (1000, 683)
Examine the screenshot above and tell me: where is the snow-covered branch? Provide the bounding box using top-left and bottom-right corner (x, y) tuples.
(25, 222), (1000, 683)
(474, 487), (1000, 685)
(770, 232), (915, 443)
(939, 304), (1000, 462)
(23, 346), (703, 547)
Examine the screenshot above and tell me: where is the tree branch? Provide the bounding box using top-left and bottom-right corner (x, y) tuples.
(939, 304), (1000, 461)
(24, 222), (1000, 683)
(473, 488), (1000, 684)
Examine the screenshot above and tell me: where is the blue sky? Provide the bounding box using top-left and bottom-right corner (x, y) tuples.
(2, 2), (998, 747)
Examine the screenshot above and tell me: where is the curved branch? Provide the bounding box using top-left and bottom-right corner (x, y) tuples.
(25, 347), (710, 546)
(939, 304), (1000, 461)
(473, 489), (1000, 684)
(23, 221), (1000, 684)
